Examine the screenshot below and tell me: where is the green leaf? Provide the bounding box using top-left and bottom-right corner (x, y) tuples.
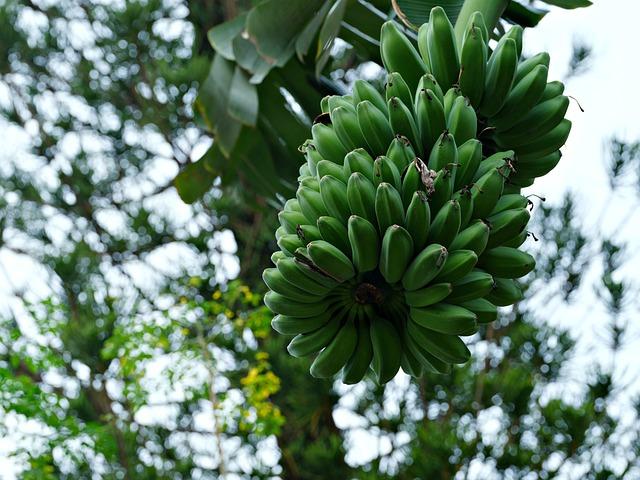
(246, 0), (323, 65)
(295, 1), (333, 61)
(228, 66), (259, 126)
(195, 54), (242, 155)
(174, 159), (217, 204)
(315, 0), (348, 76)
(207, 13), (247, 61)
(232, 33), (274, 83)
(392, 0), (465, 29)
(503, 1), (548, 28)
(542, 0), (592, 8)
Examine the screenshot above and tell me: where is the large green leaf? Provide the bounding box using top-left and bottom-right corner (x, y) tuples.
(542, 0), (592, 8)
(231, 34), (273, 84)
(195, 54), (242, 155)
(295, 1), (333, 61)
(503, 1), (548, 28)
(207, 13), (247, 61)
(315, 0), (348, 76)
(392, 0), (465, 29)
(228, 66), (259, 126)
(174, 158), (217, 204)
(246, 0), (324, 65)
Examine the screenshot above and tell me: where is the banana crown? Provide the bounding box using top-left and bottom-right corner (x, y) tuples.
(265, 7), (571, 385)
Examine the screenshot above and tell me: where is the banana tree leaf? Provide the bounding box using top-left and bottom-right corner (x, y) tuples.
(228, 66), (259, 126)
(343, 0), (388, 42)
(207, 13), (247, 61)
(542, 0), (592, 8)
(314, 0), (348, 76)
(233, 127), (286, 197)
(392, 0), (465, 29)
(246, 0), (324, 65)
(195, 54), (242, 155)
(296, 1), (333, 61)
(174, 157), (218, 204)
(503, 1), (548, 28)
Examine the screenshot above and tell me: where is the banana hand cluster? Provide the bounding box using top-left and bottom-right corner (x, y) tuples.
(264, 7), (571, 384)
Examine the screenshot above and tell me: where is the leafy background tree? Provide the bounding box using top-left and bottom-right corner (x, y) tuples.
(1, 0), (639, 479)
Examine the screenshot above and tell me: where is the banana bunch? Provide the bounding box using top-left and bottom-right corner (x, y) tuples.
(264, 7), (572, 384)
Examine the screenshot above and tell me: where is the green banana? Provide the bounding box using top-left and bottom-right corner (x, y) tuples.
(479, 37), (518, 117)
(401, 158), (426, 207)
(297, 186), (327, 223)
(357, 100), (395, 155)
(300, 175), (319, 191)
(471, 169), (505, 219)
(402, 243), (448, 291)
(407, 319), (471, 364)
(316, 159), (347, 182)
(415, 88), (447, 154)
(459, 22), (487, 107)
(388, 96), (421, 154)
(373, 155), (402, 191)
(405, 191), (431, 252)
(454, 138), (483, 189)
(490, 65), (549, 130)
(307, 240), (356, 282)
(327, 94), (355, 113)
(320, 95), (330, 114)
(404, 282), (452, 308)
(478, 246), (535, 278)
(495, 95), (569, 144)
(370, 315), (402, 383)
(343, 314), (374, 384)
(456, 298), (497, 324)
(276, 257), (337, 294)
(426, 6), (459, 89)
(490, 194), (528, 214)
(514, 52), (550, 85)
(486, 277), (523, 306)
(385, 72), (413, 111)
(473, 150), (514, 182)
(443, 86), (462, 118)
(380, 21), (427, 93)
(271, 311), (333, 336)
(330, 106), (367, 151)
(486, 208), (530, 248)
(347, 172), (377, 222)
(278, 233), (304, 256)
(264, 291), (328, 318)
(400, 345), (424, 377)
(379, 224), (414, 284)
(353, 79), (387, 114)
(541, 80), (565, 101)
(513, 119), (572, 161)
(410, 303), (477, 336)
(386, 135), (416, 172)
(504, 25), (524, 59)
(319, 175), (350, 223)
(311, 123), (348, 164)
(447, 96), (478, 145)
(278, 210), (308, 234)
(514, 150), (562, 179)
(452, 187), (474, 227)
(428, 168), (454, 217)
(375, 182), (405, 234)
(344, 149), (375, 183)
(428, 131), (458, 172)
(271, 250), (287, 266)
(448, 270), (494, 302)
(287, 314), (343, 357)
(310, 313), (358, 378)
(403, 326), (451, 374)
(427, 199), (461, 247)
(348, 215), (380, 273)
(433, 249), (478, 283)
(317, 215), (351, 256)
(416, 73), (445, 105)
(263, 268), (324, 303)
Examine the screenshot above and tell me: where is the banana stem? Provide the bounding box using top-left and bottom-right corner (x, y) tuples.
(454, 0), (510, 46)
